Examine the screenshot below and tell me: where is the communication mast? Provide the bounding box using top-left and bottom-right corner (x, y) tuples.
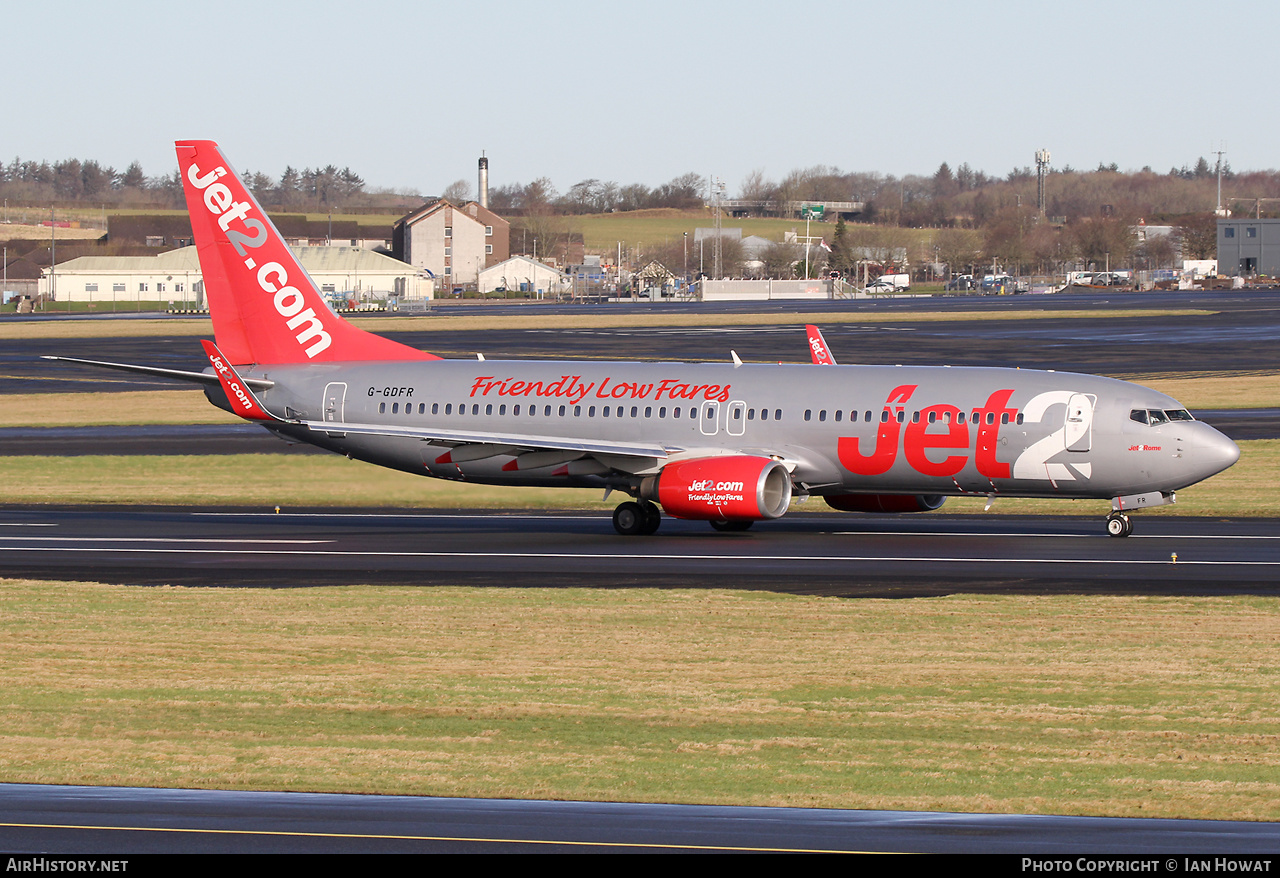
(710, 177), (726, 278)
(1035, 149), (1051, 218)
(1213, 145), (1227, 215)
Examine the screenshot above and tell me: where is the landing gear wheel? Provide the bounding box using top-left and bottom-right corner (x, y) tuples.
(639, 500), (662, 535)
(710, 519), (754, 532)
(1106, 513), (1132, 538)
(613, 502), (647, 535)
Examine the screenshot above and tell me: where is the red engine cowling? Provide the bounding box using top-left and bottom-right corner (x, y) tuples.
(643, 456), (793, 521)
(824, 494), (947, 513)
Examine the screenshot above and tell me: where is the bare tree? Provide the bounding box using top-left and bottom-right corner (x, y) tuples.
(441, 179), (471, 203)
(1175, 213), (1217, 260)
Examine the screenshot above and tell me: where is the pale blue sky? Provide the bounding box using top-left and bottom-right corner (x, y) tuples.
(9, 0), (1275, 197)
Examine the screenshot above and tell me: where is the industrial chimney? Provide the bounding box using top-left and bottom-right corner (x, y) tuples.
(478, 154), (489, 209)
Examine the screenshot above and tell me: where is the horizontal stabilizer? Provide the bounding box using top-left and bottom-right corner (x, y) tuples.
(40, 355), (273, 390)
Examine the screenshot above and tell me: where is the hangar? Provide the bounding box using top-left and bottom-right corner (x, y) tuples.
(38, 246), (433, 306)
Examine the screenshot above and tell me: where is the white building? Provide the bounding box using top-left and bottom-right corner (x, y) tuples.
(477, 256), (565, 295)
(39, 246), (433, 305)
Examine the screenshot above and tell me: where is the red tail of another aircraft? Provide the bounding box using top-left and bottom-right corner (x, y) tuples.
(175, 140), (438, 366)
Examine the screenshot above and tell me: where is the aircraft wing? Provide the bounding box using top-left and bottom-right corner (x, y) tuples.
(296, 418), (675, 460)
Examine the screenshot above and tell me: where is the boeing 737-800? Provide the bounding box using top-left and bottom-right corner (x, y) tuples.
(48, 140), (1240, 537)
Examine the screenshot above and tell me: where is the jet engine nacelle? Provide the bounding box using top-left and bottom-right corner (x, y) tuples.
(824, 494), (948, 514)
(642, 456), (793, 521)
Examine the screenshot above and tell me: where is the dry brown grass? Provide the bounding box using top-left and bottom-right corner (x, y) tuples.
(0, 223), (103, 240)
(1131, 373), (1280, 410)
(0, 581), (1276, 819)
(0, 390), (238, 426)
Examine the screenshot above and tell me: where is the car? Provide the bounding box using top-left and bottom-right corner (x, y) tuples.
(945, 274), (974, 291)
(980, 274), (1015, 293)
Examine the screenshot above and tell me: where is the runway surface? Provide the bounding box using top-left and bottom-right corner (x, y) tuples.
(2, 506), (1277, 595)
(3, 783), (1278, 854)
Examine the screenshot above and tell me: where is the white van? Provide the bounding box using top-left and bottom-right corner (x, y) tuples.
(867, 273), (910, 293)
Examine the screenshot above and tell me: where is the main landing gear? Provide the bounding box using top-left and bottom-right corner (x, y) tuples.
(1106, 512), (1133, 538)
(613, 500), (662, 535)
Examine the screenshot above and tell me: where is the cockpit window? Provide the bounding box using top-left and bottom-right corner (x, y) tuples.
(1130, 409), (1149, 425)
(1147, 409), (1170, 425)
(1165, 409), (1195, 422)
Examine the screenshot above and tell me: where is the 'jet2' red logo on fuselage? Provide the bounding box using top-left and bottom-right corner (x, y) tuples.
(837, 385), (1016, 479)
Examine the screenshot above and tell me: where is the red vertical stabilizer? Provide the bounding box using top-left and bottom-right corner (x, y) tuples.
(175, 139), (438, 366)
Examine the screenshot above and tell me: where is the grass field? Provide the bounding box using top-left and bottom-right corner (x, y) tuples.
(23, 207), (919, 252)
(1, 580), (1276, 819)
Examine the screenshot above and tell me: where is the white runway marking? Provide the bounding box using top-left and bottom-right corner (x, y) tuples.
(2, 545), (1277, 566)
(3, 537), (330, 544)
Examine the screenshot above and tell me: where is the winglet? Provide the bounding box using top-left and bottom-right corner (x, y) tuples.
(806, 325), (837, 365)
(201, 339), (279, 421)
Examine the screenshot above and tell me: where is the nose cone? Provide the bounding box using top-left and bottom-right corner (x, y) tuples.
(1192, 424), (1241, 482)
